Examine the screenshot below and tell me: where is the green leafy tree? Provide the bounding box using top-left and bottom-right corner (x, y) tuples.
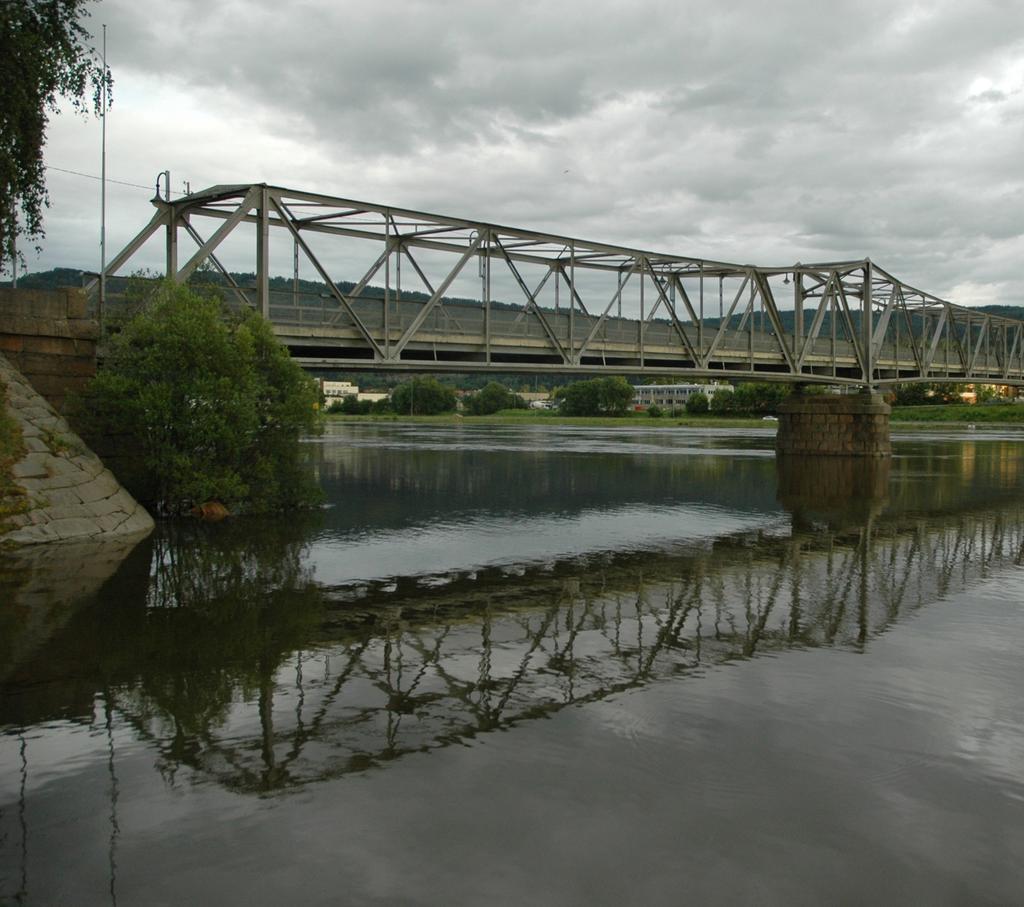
(75, 282), (322, 514)
(464, 381), (525, 415)
(390, 377), (457, 415)
(975, 384), (998, 404)
(893, 383), (930, 406)
(556, 376), (635, 416)
(328, 395), (372, 415)
(929, 382), (962, 405)
(1, 0), (112, 271)
(894, 382), (964, 406)
(709, 388), (736, 414)
(685, 392), (709, 414)
(730, 382), (789, 414)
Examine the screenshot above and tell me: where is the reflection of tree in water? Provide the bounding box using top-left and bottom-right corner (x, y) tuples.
(108, 515), (328, 789)
(104, 495), (1024, 794)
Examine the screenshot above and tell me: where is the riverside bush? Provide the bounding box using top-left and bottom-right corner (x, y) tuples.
(463, 382), (526, 415)
(76, 282), (322, 515)
(555, 376), (634, 416)
(390, 377), (457, 415)
(685, 392), (709, 414)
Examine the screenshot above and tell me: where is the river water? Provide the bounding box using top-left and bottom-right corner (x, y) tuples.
(2, 423), (1023, 905)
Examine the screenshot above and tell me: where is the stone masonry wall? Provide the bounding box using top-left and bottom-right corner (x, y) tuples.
(1, 352), (154, 546)
(0, 287), (98, 413)
(776, 391), (891, 457)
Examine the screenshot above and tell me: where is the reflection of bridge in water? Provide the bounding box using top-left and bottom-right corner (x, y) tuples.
(101, 462), (1024, 793)
(4, 448), (1024, 906)
(92, 184), (1024, 386)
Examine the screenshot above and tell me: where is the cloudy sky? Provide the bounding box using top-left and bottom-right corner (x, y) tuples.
(34, 0), (1024, 307)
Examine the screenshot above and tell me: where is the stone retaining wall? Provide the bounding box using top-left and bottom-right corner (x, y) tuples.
(776, 391), (891, 457)
(0, 287), (98, 413)
(1, 353), (154, 546)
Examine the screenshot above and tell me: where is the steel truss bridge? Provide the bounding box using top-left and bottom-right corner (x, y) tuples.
(94, 183), (1024, 387)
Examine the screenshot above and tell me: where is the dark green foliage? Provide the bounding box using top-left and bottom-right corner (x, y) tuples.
(710, 383), (788, 415)
(925, 382), (962, 404)
(893, 382), (965, 406)
(710, 389), (736, 413)
(390, 377), (457, 415)
(891, 403), (1024, 423)
(75, 282), (322, 515)
(685, 392), (709, 414)
(328, 395), (373, 415)
(734, 382), (789, 414)
(647, 404), (664, 418)
(1, 1), (112, 272)
(463, 382), (526, 415)
(893, 383), (930, 406)
(555, 377), (635, 416)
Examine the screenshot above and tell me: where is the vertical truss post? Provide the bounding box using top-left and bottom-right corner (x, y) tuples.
(256, 186), (270, 318)
(292, 237), (299, 308)
(569, 241), (576, 363)
(748, 277), (754, 370)
(794, 271), (804, 347)
(698, 264), (704, 358)
(384, 214), (391, 359)
(831, 281), (837, 378)
(484, 229), (491, 364)
(165, 208), (178, 278)
(639, 259), (645, 368)
(862, 261), (873, 387)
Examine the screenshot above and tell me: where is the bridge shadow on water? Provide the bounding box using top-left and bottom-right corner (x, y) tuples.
(2, 436), (1023, 801)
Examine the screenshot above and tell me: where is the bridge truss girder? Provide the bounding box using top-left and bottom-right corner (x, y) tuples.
(90, 183), (1024, 387)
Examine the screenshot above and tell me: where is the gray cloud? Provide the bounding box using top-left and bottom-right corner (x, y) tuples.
(28, 0), (1024, 307)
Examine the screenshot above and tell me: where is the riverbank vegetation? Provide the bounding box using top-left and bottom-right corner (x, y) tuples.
(554, 377), (635, 416)
(325, 409), (774, 429)
(891, 404), (1024, 423)
(75, 282), (322, 516)
(0, 378), (29, 533)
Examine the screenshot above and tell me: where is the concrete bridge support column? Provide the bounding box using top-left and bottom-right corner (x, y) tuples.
(776, 389), (891, 457)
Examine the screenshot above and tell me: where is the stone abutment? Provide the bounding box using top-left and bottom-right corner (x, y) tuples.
(0, 287), (97, 413)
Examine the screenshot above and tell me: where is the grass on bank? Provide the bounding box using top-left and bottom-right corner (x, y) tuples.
(890, 404), (1024, 424)
(326, 409), (774, 429)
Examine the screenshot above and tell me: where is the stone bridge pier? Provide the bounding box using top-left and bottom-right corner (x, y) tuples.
(776, 388), (891, 458)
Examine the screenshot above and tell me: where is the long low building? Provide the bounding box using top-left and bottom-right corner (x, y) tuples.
(633, 382), (734, 408)
(321, 380), (388, 404)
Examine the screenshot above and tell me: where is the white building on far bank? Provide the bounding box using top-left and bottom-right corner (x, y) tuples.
(632, 382), (734, 409)
(321, 380), (388, 404)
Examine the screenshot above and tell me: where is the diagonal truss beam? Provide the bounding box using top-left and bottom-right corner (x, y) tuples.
(176, 186), (260, 283)
(270, 196), (385, 357)
(84, 208), (167, 290)
(180, 219), (252, 310)
(574, 269), (635, 361)
(495, 238), (569, 363)
(391, 235), (484, 357)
